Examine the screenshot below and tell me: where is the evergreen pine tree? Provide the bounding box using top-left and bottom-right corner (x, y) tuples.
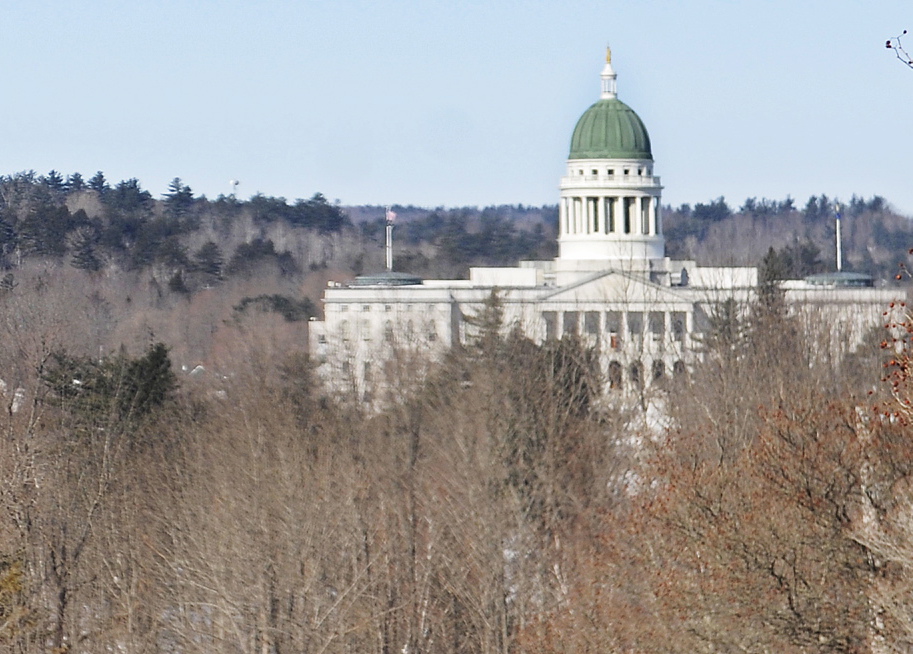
(70, 227), (104, 272)
(193, 241), (224, 278)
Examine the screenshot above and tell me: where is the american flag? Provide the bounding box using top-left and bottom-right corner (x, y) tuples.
(385, 208), (396, 224)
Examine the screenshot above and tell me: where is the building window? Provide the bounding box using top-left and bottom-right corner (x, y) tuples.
(384, 320), (394, 343)
(384, 304), (392, 312)
(361, 305), (371, 312)
(609, 361), (623, 390)
(627, 312), (642, 337)
(339, 320), (350, 341)
(652, 360), (665, 380)
(584, 311), (600, 336)
(672, 312), (686, 341)
(606, 311), (622, 350)
(543, 312), (557, 341)
(426, 320), (437, 342)
(673, 360), (687, 377)
(627, 312), (643, 348)
(606, 311), (622, 334)
(563, 311), (579, 336)
(630, 362), (644, 389)
(361, 319), (371, 340)
(649, 311), (664, 341)
(339, 305), (348, 312)
(607, 168), (614, 176)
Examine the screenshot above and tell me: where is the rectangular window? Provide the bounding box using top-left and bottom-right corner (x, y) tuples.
(609, 361), (623, 389)
(584, 311), (600, 335)
(362, 305), (371, 312)
(649, 311), (664, 340)
(563, 311), (579, 335)
(606, 311), (622, 350)
(623, 198), (634, 234)
(542, 311), (557, 341)
(627, 312), (643, 338)
(672, 312), (686, 341)
(605, 311), (622, 334)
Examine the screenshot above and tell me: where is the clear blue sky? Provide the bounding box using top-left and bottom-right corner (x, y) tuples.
(3, 1), (913, 214)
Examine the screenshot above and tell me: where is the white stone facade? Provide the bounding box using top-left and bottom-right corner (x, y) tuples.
(308, 53), (903, 401)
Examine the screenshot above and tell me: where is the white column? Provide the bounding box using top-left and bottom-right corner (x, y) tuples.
(597, 196), (605, 235)
(576, 197), (583, 234)
(560, 198), (567, 236)
(648, 197), (655, 235)
(642, 197), (652, 235)
(585, 197), (592, 234)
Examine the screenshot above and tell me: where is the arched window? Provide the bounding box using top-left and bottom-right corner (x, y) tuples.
(609, 361), (623, 390)
(652, 360), (665, 381)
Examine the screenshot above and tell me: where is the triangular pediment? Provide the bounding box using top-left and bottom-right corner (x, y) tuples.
(540, 271), (694, 308)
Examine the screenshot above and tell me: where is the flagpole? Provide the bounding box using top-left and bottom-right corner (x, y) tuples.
(385, 206), (394, 271)
(835, 203), (842, 272)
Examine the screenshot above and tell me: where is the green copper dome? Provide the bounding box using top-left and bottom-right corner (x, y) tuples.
(569, 98), (652, 160)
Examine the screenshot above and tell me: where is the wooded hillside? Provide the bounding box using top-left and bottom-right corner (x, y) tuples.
(2, 262), (913, 652)
(2, 170), (913, 650)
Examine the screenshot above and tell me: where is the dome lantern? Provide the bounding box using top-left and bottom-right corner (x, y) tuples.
(600, 46), (617, 99)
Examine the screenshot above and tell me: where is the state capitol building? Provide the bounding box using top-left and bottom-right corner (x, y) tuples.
(309, 50), (899, 401)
